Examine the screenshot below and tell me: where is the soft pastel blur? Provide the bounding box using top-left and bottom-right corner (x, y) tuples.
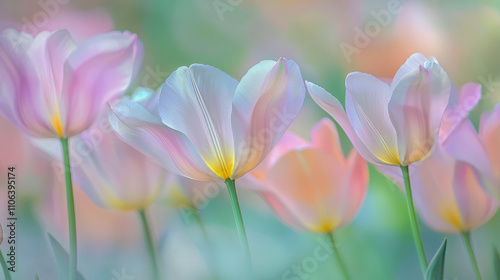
(243, 118), (368, 233)
(1, 1), (500, 280)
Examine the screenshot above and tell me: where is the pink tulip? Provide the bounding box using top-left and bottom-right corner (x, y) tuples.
(307, 53), (451, 166)
(243, 118), (369, 233)
(110, 58), (305, 181)
(0, 28), (143, 138)
(479, 104), (500, 201)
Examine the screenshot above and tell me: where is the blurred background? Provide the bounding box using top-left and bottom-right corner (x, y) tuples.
(1, 0), (500, 279)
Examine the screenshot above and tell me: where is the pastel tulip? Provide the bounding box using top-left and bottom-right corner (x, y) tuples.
(378, 118), (498, 233)
(307, 53), (451, 166)
(0, 28), (143, 138)
(243, 118), (369, 233)
(479, 104), (500, 201)
(110, 58), (305, 181)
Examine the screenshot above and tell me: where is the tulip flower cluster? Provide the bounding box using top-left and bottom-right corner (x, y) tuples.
(0, 28), (498, 280)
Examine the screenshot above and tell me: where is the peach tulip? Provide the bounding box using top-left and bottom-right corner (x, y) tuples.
(244, 118), (369, 233)
(307, 53), (451, 166)
(479, 104), (500, 201)
(0, 28), (143, 138)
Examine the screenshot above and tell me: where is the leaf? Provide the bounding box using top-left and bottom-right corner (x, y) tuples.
(35, 273), (39, 280)
(425, 238), (447, 280)
(47, 233), (85, 280)
(494, 246), (500, 279)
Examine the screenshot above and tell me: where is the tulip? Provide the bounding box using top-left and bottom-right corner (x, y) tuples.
(378, 119), (497, 280)
(110, 58), (305, 267)
(0, 29), (143, 280)
(243, 118), (368, 279)
(479, 104), (500, 201)
(307, 53), (452, 274)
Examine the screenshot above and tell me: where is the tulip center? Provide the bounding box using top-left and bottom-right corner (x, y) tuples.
(50, 109), (63, 137)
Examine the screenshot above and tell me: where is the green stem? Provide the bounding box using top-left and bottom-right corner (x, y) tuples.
(327, 232), (350, 280)
(224, 179), (252, 267)
(138, 209), (160, 280)
(61, 138), (77, 280)
(400, 165), (428, 274)
(462, 232), (482, 280)
(0, 248), (12, 280)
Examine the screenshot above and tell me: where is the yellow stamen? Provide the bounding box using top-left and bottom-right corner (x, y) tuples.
(50, 109), (63, 137)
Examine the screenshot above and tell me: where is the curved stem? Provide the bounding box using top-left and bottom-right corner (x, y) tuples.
(327, 232), (350, 280)
(224, 179), (252, 268)
(400, 165), (428, 274)
(138, 209), (160, 280)
(0, 248), (12, 280)
(462, 232), (482, 280)
(60, 138), (77, 280)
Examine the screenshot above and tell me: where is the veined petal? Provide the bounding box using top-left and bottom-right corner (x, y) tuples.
(159, 64), (238, 180)
(389, 62), (451, 165)
(440, 83), (481, 142)
(391, 53), (438, 90)
(232, 58), (305, 178)
(453, 162), (498, 232)
(61, 31), (143, 137)
(345, 72), (400, 165)
(310, 118), (345, 163)
(109, 100), (219, 181)
(28, 30), (76, 107)
(0, 31), (54, 137)
(306, 81), (383, 165)
(27, 30), (77, 137)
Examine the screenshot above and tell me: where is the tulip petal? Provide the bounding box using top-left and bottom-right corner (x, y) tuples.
(345, 72), (400, 165)
(339, 150), (369, 227)
(159, 64), (238, 179)
(389, 62), (451, 165)
(443, 120), (491, 175)
(306, 81), (383, 165)
(266, 149), (351, 232)
(109, 100), (219, 181)
(232, 58), (305, 178)
(310, 118), (345, 163)
(453, 162), (498, 231)
(479, 105), (500, 200)
(0, 31), (55, 137)
(28, 30), (76, 103)
(410, 147), (462, 233)
(61, 31), (143, 137)
(391, 53), (437, 90)
(440, 83), (481, 142)
(250, 132), (308, 182)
